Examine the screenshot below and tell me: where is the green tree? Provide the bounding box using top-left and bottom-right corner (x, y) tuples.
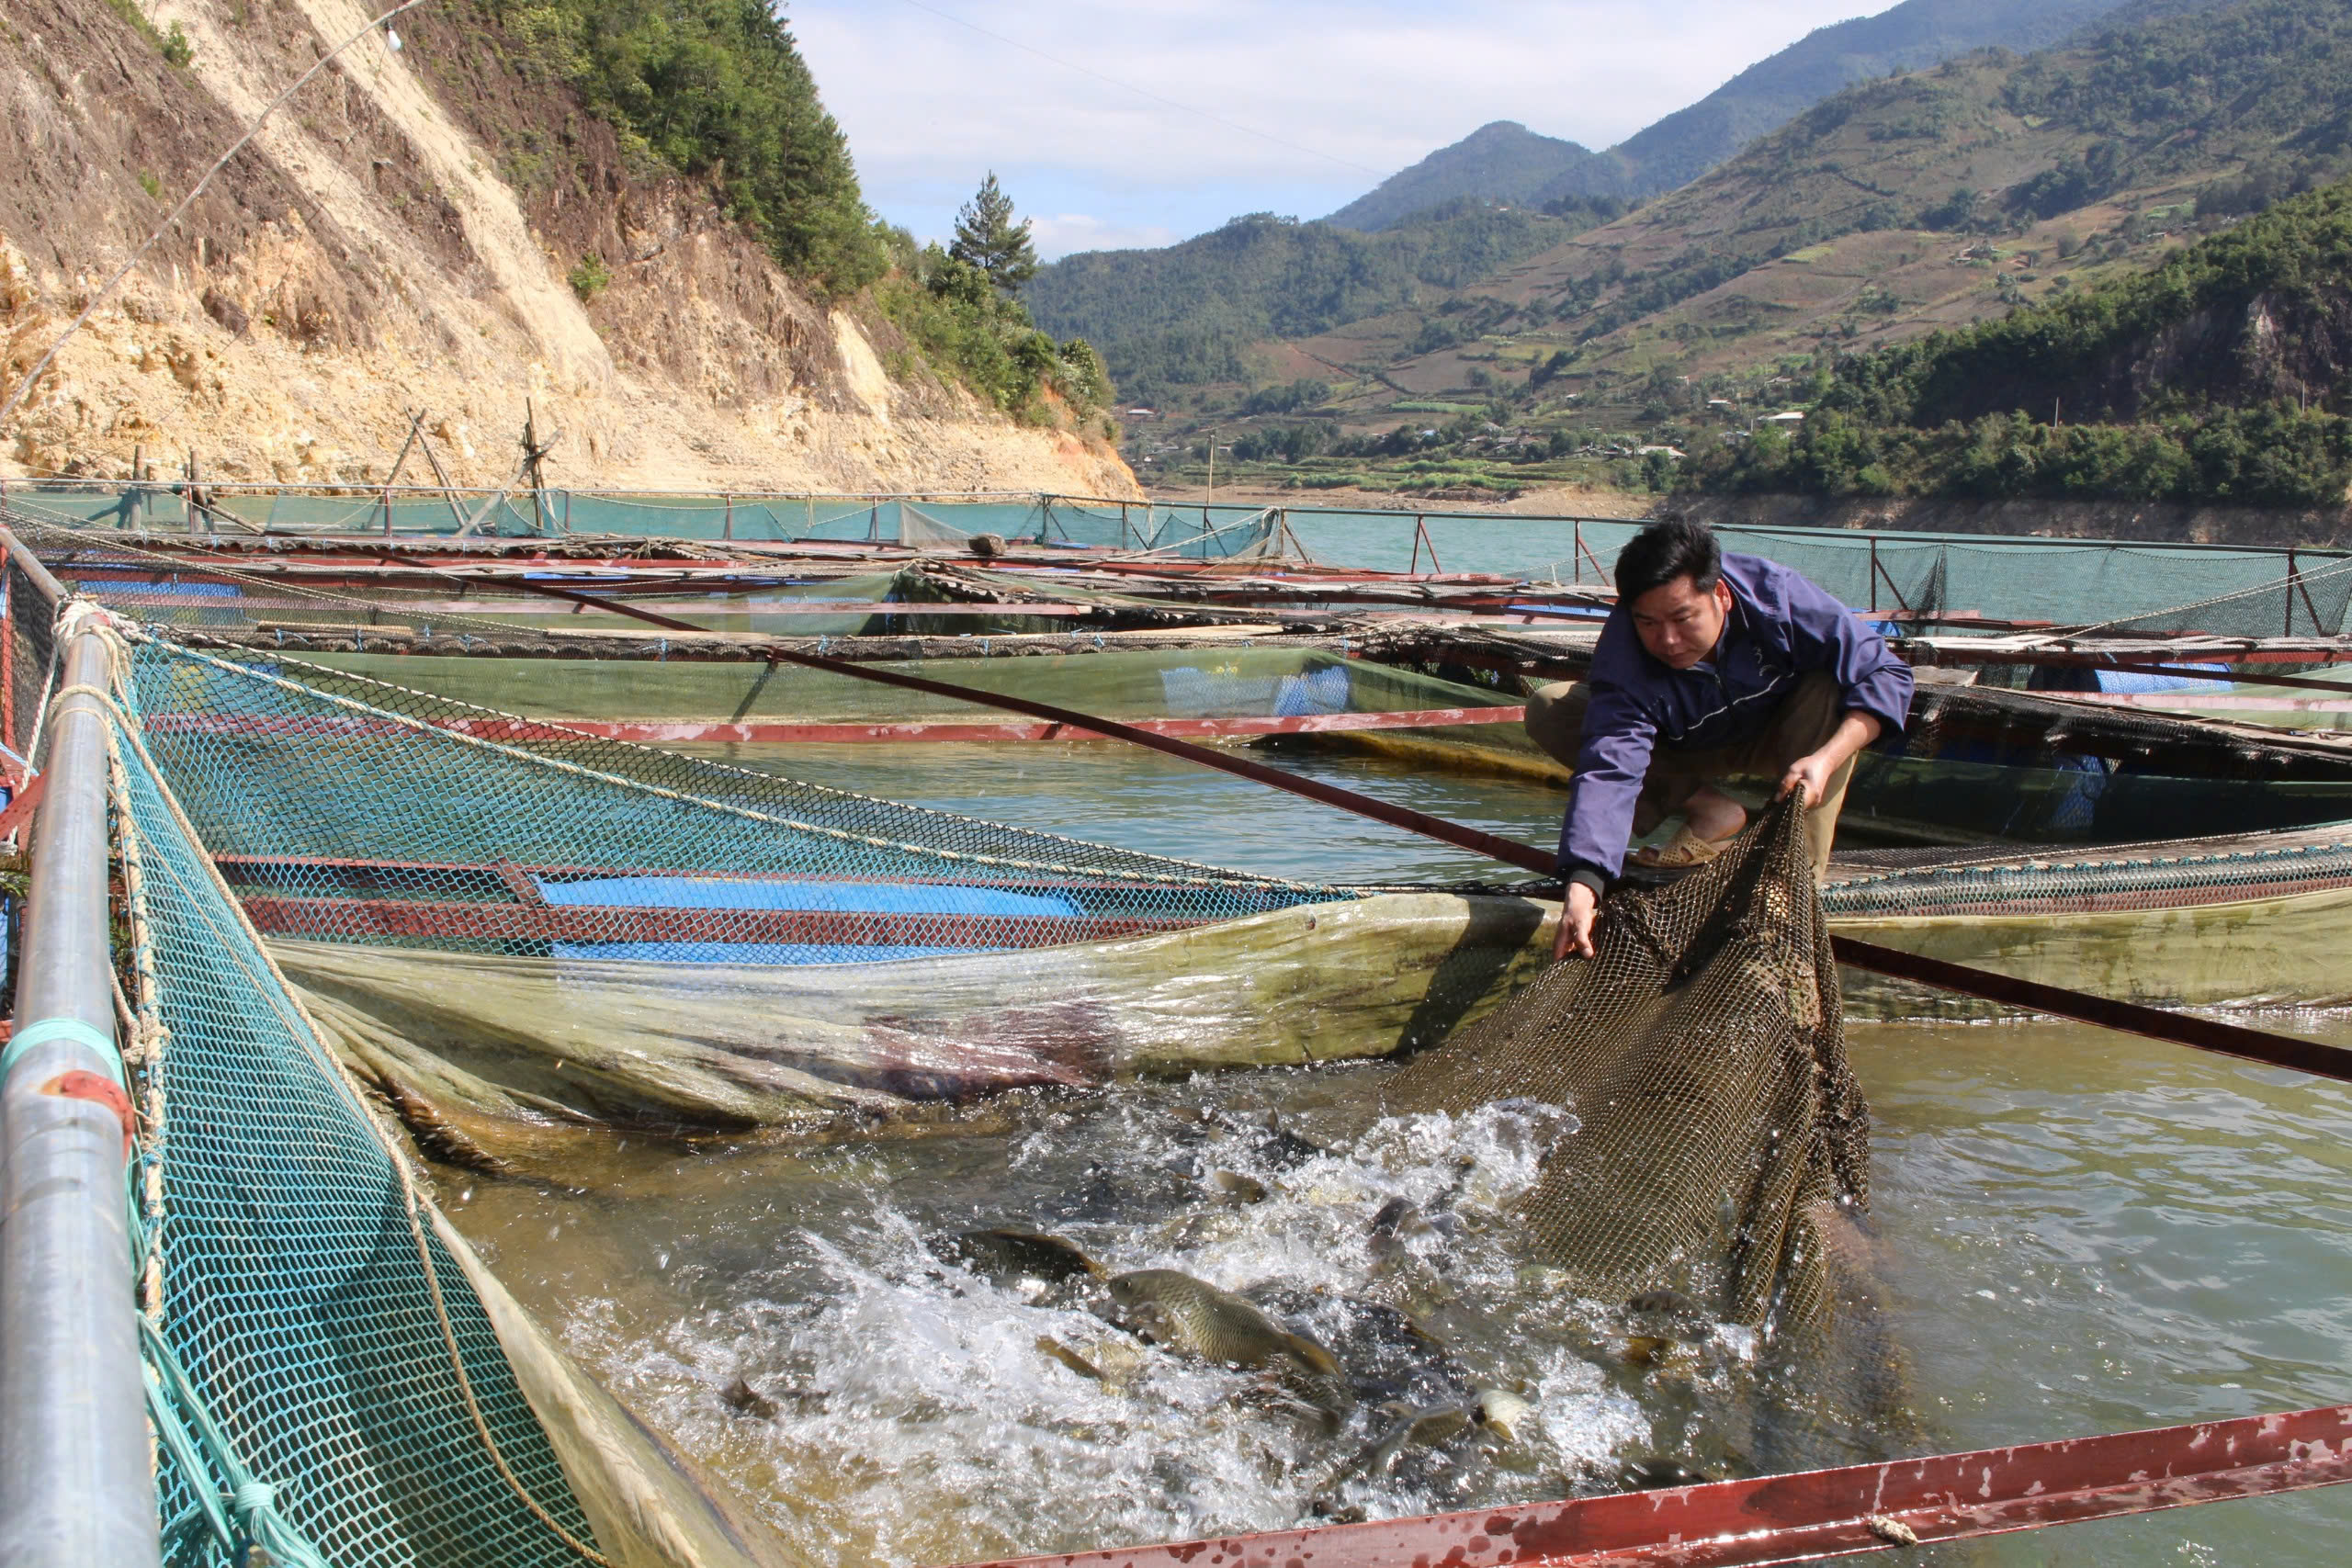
(492, 0), (884, 296)
(950, 173), (1039, 293)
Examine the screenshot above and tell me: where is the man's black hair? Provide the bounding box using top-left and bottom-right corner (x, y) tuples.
(1615, 518), (1722, 603)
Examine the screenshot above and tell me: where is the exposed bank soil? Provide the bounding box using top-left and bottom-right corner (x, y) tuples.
(1675, 492), (2352, 549)
(0, 0), (1135, 496)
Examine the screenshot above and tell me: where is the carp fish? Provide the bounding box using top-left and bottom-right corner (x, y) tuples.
(933, 1229), (1103, 1293)
(1104, 1269), (1342, 1383)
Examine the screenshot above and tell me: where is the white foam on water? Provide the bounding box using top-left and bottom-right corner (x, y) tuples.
(535, 1089), (1785, 1566)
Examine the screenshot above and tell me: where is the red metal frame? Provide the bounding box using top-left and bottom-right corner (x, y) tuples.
(142, 705), (1526, 746)
(235, 896), (1192, 948)
(478, 705), (1527, 746)
(949, 1405), (2352, 1568)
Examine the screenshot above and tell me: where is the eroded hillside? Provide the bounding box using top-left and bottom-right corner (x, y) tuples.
(0, 0), (1136, 495)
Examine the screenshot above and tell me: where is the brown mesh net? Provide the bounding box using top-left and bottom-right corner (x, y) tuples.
(1382, 795), (1871, 1335)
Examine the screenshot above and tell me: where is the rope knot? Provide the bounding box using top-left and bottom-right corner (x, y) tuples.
(232, 1480), (277, 1517)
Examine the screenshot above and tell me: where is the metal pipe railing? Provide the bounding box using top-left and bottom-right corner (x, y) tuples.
(0, 614), (160, 1566)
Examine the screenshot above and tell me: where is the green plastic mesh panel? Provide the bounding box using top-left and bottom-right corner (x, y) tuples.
(1824, 828), (2352, 918)
(122, 638), (1353, 964)
(1382, 797), (1868, 1333)
(1512, 517), (2352, 632)
(114, 699), (600, 1567)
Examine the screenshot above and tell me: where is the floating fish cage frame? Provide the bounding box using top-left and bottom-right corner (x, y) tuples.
(2, 510), (2350, 1565)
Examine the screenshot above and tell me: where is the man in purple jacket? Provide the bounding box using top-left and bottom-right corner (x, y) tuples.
(1530, 518), (1914, 962)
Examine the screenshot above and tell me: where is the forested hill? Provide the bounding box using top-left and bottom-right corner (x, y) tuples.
(1326, 0), (2151, 232)
(1023, 200), (1625, 408)
(1687, 178), (2352, 504)
(1322, 124), (1628, 234)
(1604, 0), (2171, 198)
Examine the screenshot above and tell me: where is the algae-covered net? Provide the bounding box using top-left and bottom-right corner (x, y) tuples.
(1383, 797), (1872, 1338)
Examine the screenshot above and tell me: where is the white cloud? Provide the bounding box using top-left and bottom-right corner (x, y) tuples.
(793, 0), (1888, 243)
(1026, 213), (1179, 258)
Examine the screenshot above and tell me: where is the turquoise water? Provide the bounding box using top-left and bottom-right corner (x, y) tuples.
(449, 741), (2352, 1564)
(1285, 511), (1637, 581)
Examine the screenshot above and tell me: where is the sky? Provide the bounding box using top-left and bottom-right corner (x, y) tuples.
(791, 0), (1892, 259)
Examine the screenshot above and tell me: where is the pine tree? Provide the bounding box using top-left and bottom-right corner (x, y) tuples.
(950, 172), (1039, 293)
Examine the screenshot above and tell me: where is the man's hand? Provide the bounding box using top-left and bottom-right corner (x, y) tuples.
(1779, 750), (1833, 809)
(1555, 879), (1600, 962)
(1779, 709), (1883, 810)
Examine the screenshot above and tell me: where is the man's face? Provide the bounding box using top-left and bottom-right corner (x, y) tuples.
(1628, 573), (1733, 670)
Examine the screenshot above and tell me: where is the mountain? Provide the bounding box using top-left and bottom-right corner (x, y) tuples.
(1323, 123), (1628, 233)
(0, 0), (1132, 494)
(1112, 0), (2352, 505)
(1688, 176), (2352, 504)
(1326, 0), (2154, 231)
(1603, 0), (2154, 196)
(1024, 200), (1622, 408)
(1037, 0), (2209, 413)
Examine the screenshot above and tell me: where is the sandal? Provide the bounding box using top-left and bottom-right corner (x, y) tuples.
(1630, 824), (1736, 870)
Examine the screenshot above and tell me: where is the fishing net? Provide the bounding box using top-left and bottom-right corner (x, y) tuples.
(1382, 796), (1869, 1336)
(0, 483), (1295, 557)
(1528, 517), (2352, 635)
(85, 629), (1562, 1164)
(48, 620), (798, 1566)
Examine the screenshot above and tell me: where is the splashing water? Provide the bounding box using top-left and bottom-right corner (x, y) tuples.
(455, 1071), (1805, 1566)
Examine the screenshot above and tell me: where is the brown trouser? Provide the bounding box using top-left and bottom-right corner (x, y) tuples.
(1525, 670), (1857, 881)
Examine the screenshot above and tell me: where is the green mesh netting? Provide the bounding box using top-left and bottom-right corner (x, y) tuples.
(0, 485), (1288, 557)
(64, 624), (1380, 1562)
(122, 638), (1354, 965)
(15, 482), (2349, 632)
(111, 698), (604, 1567)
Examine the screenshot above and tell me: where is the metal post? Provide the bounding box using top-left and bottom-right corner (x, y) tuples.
(0, 615), (161, 1567)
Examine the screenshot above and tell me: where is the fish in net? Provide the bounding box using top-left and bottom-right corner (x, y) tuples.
(1381, 795), (1881, 1371)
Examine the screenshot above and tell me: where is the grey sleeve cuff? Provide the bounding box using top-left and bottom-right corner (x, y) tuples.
(1564, 866), (1607, 899)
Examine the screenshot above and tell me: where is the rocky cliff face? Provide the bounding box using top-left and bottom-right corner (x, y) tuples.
(0, 0), (1136, 495)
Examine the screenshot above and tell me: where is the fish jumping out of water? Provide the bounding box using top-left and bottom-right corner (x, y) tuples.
(1104, 1269), (1343, 1387)
(1205, 1168), (1270, 1205)
(933, 1229), (1103, 1294)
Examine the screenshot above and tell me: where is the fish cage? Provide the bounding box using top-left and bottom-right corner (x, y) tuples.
(2, 513), (2349, 1568)
(0, 480), (1303, 562)
(10, 478), (2352, 638)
